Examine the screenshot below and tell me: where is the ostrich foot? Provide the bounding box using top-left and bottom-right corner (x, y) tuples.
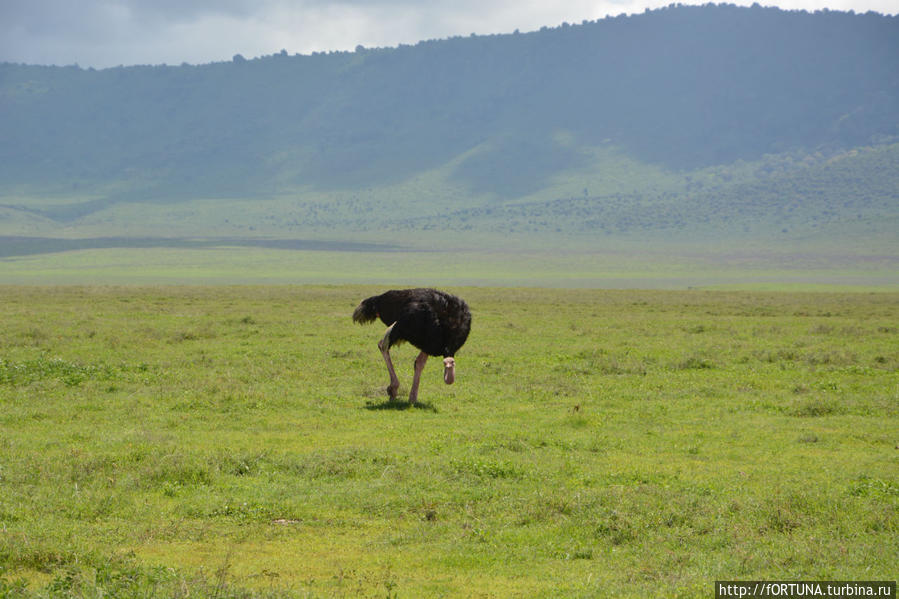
(386, 382), (399, 400)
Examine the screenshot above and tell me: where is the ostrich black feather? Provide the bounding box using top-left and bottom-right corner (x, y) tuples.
(353, 288), (471, 357)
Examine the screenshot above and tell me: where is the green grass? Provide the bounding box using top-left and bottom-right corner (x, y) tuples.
(0, 246), (896, 290)
(1, 286), (897, 597)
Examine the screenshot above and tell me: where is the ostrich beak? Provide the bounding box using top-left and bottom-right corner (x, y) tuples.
(443, 357), (456, 385)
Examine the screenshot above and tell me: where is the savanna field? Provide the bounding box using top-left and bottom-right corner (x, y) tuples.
(0, 286), (896, 598)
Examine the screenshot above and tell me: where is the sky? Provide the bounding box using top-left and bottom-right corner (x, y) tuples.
(2, 0), (897, 69)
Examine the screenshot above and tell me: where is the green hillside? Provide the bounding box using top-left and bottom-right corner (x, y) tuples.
(0, 4), (897, 275)
(403, 144), (899, 240)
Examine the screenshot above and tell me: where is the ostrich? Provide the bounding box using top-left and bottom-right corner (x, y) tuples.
(353, 288), (471, 404)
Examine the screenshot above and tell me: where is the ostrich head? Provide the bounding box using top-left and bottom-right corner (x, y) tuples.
(443, 357), (456, 384)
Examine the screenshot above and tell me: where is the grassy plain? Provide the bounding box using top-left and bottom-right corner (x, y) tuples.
(0, 245), (896, 290)
(0, 286), (897, 597)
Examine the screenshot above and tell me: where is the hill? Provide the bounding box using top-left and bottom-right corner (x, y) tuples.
(0, 4), (897, 264)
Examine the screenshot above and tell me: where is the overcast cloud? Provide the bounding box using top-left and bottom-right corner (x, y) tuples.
(2, 0), (896, 68)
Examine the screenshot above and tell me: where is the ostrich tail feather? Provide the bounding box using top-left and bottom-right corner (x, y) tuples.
(352, 297), (379, 324)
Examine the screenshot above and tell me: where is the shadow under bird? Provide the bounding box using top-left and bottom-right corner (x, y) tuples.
(353, 288), (472, 404)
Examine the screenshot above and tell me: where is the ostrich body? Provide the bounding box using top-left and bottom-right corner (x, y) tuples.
(353, 288), (471, 404)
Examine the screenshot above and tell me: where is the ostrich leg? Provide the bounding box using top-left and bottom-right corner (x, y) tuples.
(409, 351), (428, 404)
(378, 323), (400, 399)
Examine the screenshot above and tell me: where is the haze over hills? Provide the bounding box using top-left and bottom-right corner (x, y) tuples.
(0, 3), (897, 262)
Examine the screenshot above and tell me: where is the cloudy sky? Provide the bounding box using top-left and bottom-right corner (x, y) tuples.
(2, 0), (896, 68)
